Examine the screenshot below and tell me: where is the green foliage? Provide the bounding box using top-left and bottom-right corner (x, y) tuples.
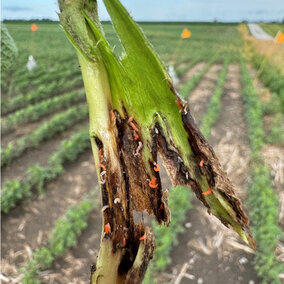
(264, 113), (284, 145)
(0, 180), (31, 213)
(1, 104), (88, 167)
(241, 61), (264, 156)
(259, 23), (284, 37)
(14, 64), (81, 94)
(1, 24), (18, 71)
(2, 75), (83, 115)
(262, 93), (282, 115)
(1, 129), (90, 213)
(250, 54), (284, 111)
(2, 22), (243, 100)
(241, 61), (282, 284)
(21, 192), (96, 284)
(200, 59), (229, 137)
(143, 187), (192, 283)
(2, 89), (85, 132)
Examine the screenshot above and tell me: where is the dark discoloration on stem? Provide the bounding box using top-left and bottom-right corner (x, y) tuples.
(92, 98), (255, 282)
(155, 122), (209, 208)
(178, 98), (255, 247)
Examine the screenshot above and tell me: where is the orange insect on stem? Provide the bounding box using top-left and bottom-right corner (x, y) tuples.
(202, 188), (212, 196)
(153, 164), (160, 172)
(128, 116), (134, 123)
(149, 177), (158, 189)
(121, 237), (127, 247)
(175, 99), (183, 110)
(133, 131), (139, 141)
(199, 159), (204, 167)
(104, 223), (111, 235)
(97, 163), (106, 171)
(130, 122), (139, 132)
(98, 148), (104, 162)
(139, 233), (146, 241)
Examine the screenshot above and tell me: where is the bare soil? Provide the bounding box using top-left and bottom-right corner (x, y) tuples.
(187, 64), (222, 126)
(1, 121), (88, 183)
(1, 150), (97, 280)
(179, 62), (206, 85)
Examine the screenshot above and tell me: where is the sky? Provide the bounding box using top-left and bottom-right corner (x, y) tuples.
(1, 0), (284, 22)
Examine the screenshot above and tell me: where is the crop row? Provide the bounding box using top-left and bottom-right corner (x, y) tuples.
(260, 91), (284, 145)
(1, 128), (90, 213)
(241, 61), (282, 284)
(21, 189), (97, 284)
(10, 54), (77, 84)
(175, 57), (202, 78)
(250, 53), (284, 111)
(179, 56), (217, 99)
(2, 75), (83, 115)
(14, 65), (81, 94)
(1, 104), (88, 167)
(200, 59), (229, 137)
(2, 55), (77, 95)
(2, 88), (85, 133)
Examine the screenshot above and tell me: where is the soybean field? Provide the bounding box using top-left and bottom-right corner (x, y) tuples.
(1, 22), (284, 284)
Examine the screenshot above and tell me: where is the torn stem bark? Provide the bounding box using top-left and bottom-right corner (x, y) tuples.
(58, 0), (255, 283)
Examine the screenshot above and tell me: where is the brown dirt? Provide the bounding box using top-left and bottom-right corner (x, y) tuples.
(1, 120), (88, 183)
(180, 62), (206, 85)
(160, 64), (260, 284)
(209, 64), (251, 198)
(188, 64), (223, 125)
(1, 150), (97, 280)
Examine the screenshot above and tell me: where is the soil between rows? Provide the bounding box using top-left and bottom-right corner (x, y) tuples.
(1, 121), (88, 183)
(1, 149), (97, 280)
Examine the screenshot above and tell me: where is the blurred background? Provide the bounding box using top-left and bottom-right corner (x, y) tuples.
(1, 0), (284, 283)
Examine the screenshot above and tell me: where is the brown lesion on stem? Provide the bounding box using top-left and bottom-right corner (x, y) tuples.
(91, 109), (167, 283)
(177, 97), (255, 247)
(91, 97), (255, 282)
(155, 122), (209, 208)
